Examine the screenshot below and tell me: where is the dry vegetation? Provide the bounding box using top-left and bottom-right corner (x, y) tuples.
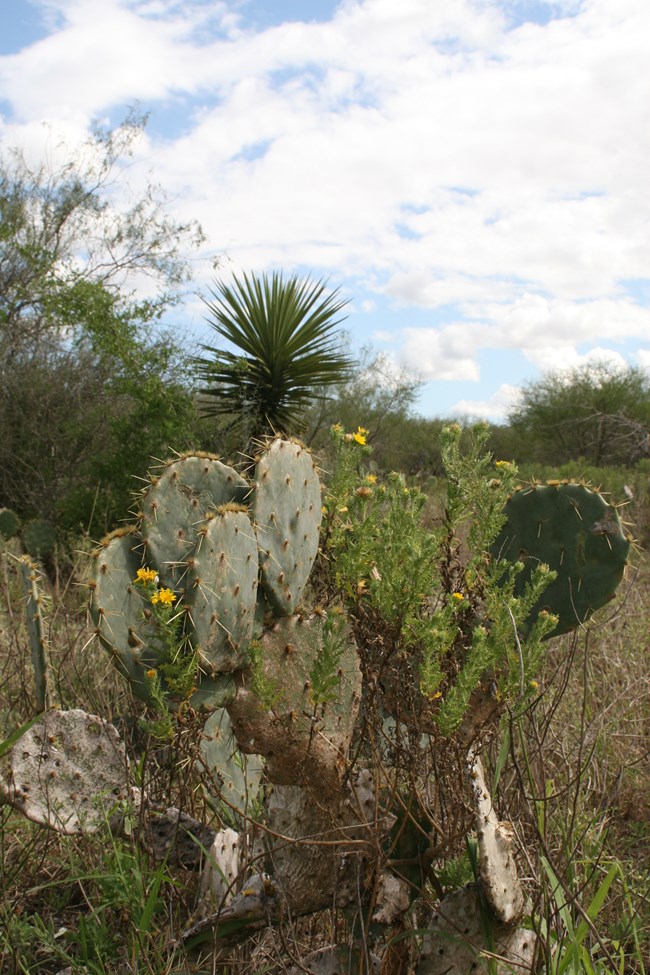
(0, 511), (648, 975)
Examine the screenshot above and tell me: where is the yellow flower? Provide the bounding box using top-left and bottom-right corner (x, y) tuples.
(135, 567), (158, 584)
(151, 588), (176, 606)
(365, 474), (377, 484)
(529, 680), (539, 690)
(451, 592), (464, 601)
(145, 669), (157, 679)
(353, 426), (368, 445)
(428, 690), (443, 701)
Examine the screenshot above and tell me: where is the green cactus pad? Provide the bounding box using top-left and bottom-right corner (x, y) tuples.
(185, 507), (259, 673)
(200, 708), (264, 823)
(90, 530), (167, 702)
(140, 455), (250, 591)
(253, 439), (322, 615)
(23, 519), (56, 560)
(253, 611), (360, 747)
(19, 556), (49, 711)
(492, 482), (630, 636)
(0, 507), (21, 540)
(189, 674), (236, 711)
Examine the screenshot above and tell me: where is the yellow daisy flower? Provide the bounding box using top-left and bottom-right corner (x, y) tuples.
(135, 567), (157, 584)
(151, 588), (176, 606)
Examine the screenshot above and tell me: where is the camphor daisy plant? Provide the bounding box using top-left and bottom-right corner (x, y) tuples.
(133, 567), (198, 740)
(322, 421), (558, 736)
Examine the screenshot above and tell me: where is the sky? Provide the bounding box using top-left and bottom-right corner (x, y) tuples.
(1, 0), (649, 422)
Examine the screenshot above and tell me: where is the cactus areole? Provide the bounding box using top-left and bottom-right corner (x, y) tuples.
(492, 482), (630, 636)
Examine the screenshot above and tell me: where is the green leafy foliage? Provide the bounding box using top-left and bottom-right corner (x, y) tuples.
(0, 116), (204, 538)
(323, 422), (558, 733)
(508, 362), (650, 467)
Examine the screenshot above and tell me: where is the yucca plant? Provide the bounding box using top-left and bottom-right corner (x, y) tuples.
(194, 271), (354, 442)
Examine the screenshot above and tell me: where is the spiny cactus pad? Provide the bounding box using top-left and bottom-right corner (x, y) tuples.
(141, 455), (249, 591)
(90, 531), (167, 701)
(200, 708), (263, 822)
(186, 507), (259, 673)
(492, 482), (630, 636)
(0, 507), (21, 539)
(254, 439), (322, 614)
(7, 709), (136, 834)
(19, 556), (49, 712)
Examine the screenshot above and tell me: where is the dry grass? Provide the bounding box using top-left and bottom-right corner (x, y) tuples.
(0, 531), (648, 973)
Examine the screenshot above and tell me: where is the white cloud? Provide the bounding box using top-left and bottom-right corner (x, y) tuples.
(449, 383), (523, 422)
(637, 348), (650, 373)
(399, 325), (481, 381)
(1, 0), (649, 403)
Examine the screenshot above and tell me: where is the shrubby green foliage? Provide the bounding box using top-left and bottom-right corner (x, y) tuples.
(0, 116), (204, 537)
(322, 422), (557, 733)
(508, 362), (650, 467)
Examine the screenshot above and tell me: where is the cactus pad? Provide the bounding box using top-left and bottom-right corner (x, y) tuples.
(90, 530), (167, 701)
(200, 708), (264, 822)
(492, 482), (630, 636)
(19, 556), (49, 712)
(0, 507), (21, 540)
(254, 439), (322, 614)
(23, 519), (56, 560)
(140, 454), (249, 591)
(7, 709), (136, 834)
(185, 507), (259, 673)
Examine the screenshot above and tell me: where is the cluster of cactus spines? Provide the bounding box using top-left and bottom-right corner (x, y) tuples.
(253, 439), (322, 615)
(91, 439), (324, 709)
(19, 556), (49, 712)
(492, 481), (630, 636)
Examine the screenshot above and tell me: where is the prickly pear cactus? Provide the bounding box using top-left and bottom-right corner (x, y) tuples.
(23, 519), (56, 560)
(185, 506), (259, 674)
(228, 611), (361, 787)
(90, 529), (169, 701)
(140, 453), (249, 592)
(417, 884), (536, 975)
(6, 709), (137, 834)
(92, 441), (326, 709)
(0, 507), (21, 540)
(254, 438), (322, 614)
(492, 481), (630, 636)
(200, 708), (263, 822)
(19, 556), (49, 712)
